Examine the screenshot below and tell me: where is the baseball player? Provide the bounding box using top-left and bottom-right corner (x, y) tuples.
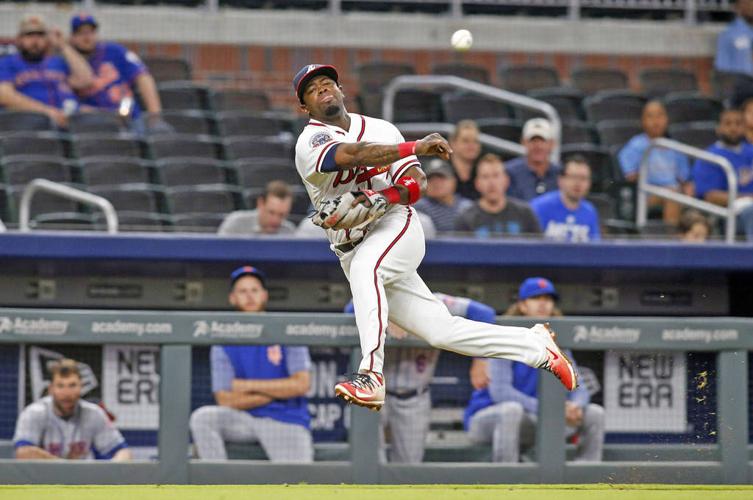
(293, 64), (577, 411)
(346, 292), (496, 463)
(13, 358), (131, 461)
(189, 265), (313, 462)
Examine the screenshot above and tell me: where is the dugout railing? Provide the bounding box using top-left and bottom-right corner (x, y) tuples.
(0, 309), (749, 485)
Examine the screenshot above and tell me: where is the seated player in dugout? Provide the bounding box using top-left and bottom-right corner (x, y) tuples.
(13, 358), (132, 461)
(190, 265), (314, 462)
(465, 277), (604, 462)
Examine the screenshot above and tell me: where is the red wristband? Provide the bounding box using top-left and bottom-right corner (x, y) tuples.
(397, 141), (416, 159)
(396, 175), (421, 204)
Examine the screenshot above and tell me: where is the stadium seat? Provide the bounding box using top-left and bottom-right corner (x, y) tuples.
(147, 134), (222, 160)
(585, 192), (616, 226)
(0, 155), (74, 187)
(157, 81), (212, 111)
(160, 110), (216, 136)
(393, 89), (444, 123)
(67, 112), (125, 135)
(560, 143), (619, 193)
(89, 184), (167, 214)
(498, 64), (560, 94)
(215, 112), (286, 137)
(166, 184), (244, 214)
(232, 158), (301, 189)
(141, 56), (192, 83)
(7, 187), (80, 221)
(668, 122), (717, 150)
(0, 183), (9, 223)
(0, 111), (55, 134)
(476, 118), (524, 143)
(596, 120), (643, 149)
(171, 213), (227, 232)
(584, 90), (647, 123)
(638, 68), (699, 97)
(441, 92), (515, 123)
(0, 132), (67, 158)
(357, 62), (415, 94)
(711, 70), (750, 101)
(521, 87), (585, 122)
(431, 62), (490, 84)
(560, 121), (598, 146)
(212, 89), (271, 113)
(663, 92), (722, 124)
(222, 136), (292, 161)
(71, 134), (144, 159)
(156, 158), (232, 187)
(29, 212), (98, 231)
(357, 91), (385, 118)
(94, 210), (173, 232)
(570, 68), (630, 95)
(78, 157), (156, 186)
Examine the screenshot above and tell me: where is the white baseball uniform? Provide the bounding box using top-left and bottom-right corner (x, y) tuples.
(295, 113), (549, 375)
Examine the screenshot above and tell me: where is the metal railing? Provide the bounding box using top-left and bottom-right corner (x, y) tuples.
(19, 179), (119, 234)
(382, 75), (561, 163)
(636, 138), (737, 243)
(396, 122), (526, 158)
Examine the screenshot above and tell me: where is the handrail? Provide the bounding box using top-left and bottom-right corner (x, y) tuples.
(382, 74), (561, 163)
(396, 122), (526, 158)
(636, 138), (737, 243)
(19, 179), (119, 234)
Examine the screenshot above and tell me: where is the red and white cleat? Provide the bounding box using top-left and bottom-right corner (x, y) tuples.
(334, 371), (385, 412)
(533, 322), (578, 391)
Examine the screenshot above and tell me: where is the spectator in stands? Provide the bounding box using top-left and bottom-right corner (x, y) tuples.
(505, 118), (562, 201)
(465, 277), (604, 463)
(68, 13), (170, 133)
(218, 180), (296, 236)
(449, 120), (482, 200)
(618, 100), (692, 226)
(454, 153), (541, 237)
(715, 0), (753, 77)
(693, 107), (753, 241)
(741, 97), (753, 144)
(13, 358), (131, 461)
(0, 218), (5, 232)
(190, 266), (313, 462)
(530, 154), (600, 242)
(678, 209), (713, 243)
(0, 15), (93, 127)
(414, 158), (473, 233)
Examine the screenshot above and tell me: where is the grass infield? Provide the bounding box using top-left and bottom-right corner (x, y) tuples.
(1, 484), (753, 500)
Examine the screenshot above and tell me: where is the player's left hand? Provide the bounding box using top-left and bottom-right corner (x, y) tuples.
(313, 190), (388, 230)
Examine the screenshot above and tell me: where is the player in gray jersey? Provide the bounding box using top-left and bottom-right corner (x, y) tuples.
(13, 358), (130, 461)
(347, 293), (497, 463)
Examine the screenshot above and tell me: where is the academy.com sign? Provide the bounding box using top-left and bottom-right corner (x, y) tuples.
(573, 325), (641, 344)
(285, 323), (358, 338)
(0, 316), (68, 336)
(91, 320), (173, 336)
(193, 320), (264, 339)
(662, 328), (739, 343)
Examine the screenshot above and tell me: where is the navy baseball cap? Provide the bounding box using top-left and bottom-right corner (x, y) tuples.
(71, 13), (97, 33)
(230, 265), (267, 289)
(518, 277), (558, 301)
(293, 64), (339, 104)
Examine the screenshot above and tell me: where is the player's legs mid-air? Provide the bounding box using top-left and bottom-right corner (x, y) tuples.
(334, 206), (577, 410)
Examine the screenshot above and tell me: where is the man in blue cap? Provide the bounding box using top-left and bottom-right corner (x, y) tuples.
(190, 265), (313, 462)
(465, 277), (604, 462)
(69, 13), (169, 132)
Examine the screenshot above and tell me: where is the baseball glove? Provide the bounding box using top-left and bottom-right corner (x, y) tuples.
(313, 190), (389, 230)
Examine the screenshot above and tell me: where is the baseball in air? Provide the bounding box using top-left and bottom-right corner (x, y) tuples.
(451, 29), (473, 51)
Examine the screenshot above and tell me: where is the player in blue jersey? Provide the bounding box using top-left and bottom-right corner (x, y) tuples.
(69, 13), (169, 132)
(693, 107), (753, 241)
(190, 266), (313, 462)
(465, 277), (604, 463)
(0, 15), (93, 127)
(530, 155), (601, 243)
